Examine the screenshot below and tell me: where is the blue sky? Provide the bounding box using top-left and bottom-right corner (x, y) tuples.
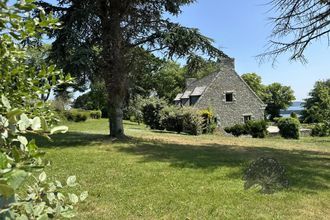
(44, 0), (329, 101)
(171, 0), (330, 101)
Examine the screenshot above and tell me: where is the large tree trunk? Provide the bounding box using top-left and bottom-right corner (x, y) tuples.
(99, 0), (127, 138)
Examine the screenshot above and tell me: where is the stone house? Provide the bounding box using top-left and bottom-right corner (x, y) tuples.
(173, 57), (266, 127)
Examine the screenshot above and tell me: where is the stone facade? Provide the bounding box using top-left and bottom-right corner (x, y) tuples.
(174, 57), (266, 127)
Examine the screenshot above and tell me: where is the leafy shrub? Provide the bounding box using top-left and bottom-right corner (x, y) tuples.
(159, 107), (215, 135)
(0, 98), (87, 218)
(182, 108), (204, 135)
(273, 117), (281, 123)
(311, 122), (330, 137)
(290, 112), (298, 119)
(126, 96), (144, 124)
(246, 120), (268, 138)
(64, 109), (88, 122)
(199, 109), (217, 134)
(160, 106), (184, 133)
(224, 124), (248, 137)
(243, 157), (289, 194)
(142, 98), (167, 130)
(0, 2), (85, 218)
(225, 120), (268, 138)
(140, 98), (215, 135)
(277, 117), (300, 139)
(90, 110), (102, 119)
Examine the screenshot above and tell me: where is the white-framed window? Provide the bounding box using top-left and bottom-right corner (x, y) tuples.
(223, 91), (236, 103)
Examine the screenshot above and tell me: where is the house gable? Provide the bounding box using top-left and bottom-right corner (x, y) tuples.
(195, 66), (265, 127)
(173, 56), (265, 127)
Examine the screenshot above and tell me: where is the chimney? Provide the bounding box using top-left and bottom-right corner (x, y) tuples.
(185, 78), (196, 88)
(220, 56), (235, 70)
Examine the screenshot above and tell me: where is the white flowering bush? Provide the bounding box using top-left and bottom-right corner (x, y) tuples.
(0, 1), (86, 218)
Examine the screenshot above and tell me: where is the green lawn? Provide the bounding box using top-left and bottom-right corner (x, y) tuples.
(39, 119), (330, 219)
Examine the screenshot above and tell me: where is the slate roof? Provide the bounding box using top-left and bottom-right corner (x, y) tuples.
(190, 86), (206, 96)
(181, 90), (192, 99)
(174, 71), (264, 105)
(174, 93), (183, 101)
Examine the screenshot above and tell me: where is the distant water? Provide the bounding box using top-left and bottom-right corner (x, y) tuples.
(280, 101), (304, 117)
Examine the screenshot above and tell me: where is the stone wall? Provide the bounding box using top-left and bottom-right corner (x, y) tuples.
(195, 65), (265, 127)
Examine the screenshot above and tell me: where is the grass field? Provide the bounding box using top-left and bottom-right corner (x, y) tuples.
(38, 119), (330, 219)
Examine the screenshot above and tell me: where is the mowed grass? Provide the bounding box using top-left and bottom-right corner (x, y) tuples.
(38, 119), (330, 219)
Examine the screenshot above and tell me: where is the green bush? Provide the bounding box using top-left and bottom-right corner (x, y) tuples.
(225, 120), (268, 138)
(311, 122), (330, 137)
(290, 112), (298, 119)
(246, 120), (268, 138)
(141, 98), (215, 136)
(126, 96), (144, 124)
(273, 117), (281, 123)
(277, 117), (300, 139)
(65, 109), (89, 122)
(199, 109), (217, 134)
(160, 106), (184, 133)
(182, 108), (203, 135)
(159, 107), (215, 135)
(142, 98), (167, 130)
(90, 110), (102, 119)
(224, 124), (248, 137)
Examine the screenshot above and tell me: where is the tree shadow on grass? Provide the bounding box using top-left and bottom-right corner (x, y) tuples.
(32, 130), (330, 193)
(32, 132), (109, 148)
(117, 140), (330, 193)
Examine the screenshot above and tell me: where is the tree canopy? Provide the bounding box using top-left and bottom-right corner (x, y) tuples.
(261, 0), (330, 62)
(301, 79), (330, 123)
(241, 73), (268, 101)
(39, 0), (227, 137)
(242, 73), (295, 120)
(265, 83), (295, 119)
(0, 1), (84, 217)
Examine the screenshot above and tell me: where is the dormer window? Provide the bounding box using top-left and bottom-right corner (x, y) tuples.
(225, 92), (233, 102)
(189, 96), (200, 106)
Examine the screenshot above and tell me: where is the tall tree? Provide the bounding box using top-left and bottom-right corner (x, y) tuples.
(301, 79), (330, 123)
(241, 73), (268, 100)
(153, 62), (185, 101)
(261, 0), (330, 62)
(184, 56), (221, 79)
(127, 48), (164, 99)
(39, 0), (227, 137)
(241, 73), (295, 120)
(265, 83), (295, 119)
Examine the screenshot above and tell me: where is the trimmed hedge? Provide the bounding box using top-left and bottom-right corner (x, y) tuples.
(64, 109), (102, 122)
(224, 120), (268, 138)
(246, 120), (268, 138)
(90, 110), (102, 119)
(224, 124), (248, 137)
(277, 117), (300, 139)
(64, 110), (88, 122)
